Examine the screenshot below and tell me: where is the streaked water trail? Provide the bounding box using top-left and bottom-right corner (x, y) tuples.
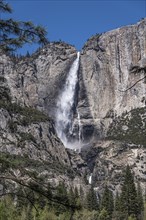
(55, 52), (80, 149)
(77, 109), (81, 144)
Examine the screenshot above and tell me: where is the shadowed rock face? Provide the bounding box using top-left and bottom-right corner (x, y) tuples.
(0, 19), (146, 194)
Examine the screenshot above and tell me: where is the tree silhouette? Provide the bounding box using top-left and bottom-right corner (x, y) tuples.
(120, 165), (138, 218)
(0, 0), (48, 52)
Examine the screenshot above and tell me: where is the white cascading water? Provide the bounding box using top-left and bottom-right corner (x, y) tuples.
(88, 173), (92, 184)
(56, 52), (80, 149)
(77, 109), (81, 144)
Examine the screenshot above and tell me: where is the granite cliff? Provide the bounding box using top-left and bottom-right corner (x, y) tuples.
(78, 18), (146, 192)
(0, 19), (146, 195)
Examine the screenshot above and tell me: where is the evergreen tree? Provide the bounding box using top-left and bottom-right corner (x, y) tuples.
(114, 191), (121, 212)
(113, 191), (124, 220)
(120, 165), (138, 218)
(127, 214), (137, 220)
(55, 182), (69, 214)
(0, 0), (48, 52)
(86, 186), (99, 211)
(137, 182), (144, 219)
(98, 208), (110, 220)
(79, 186), (85, 207)
(68, 186), (76, 207)
(0, 196), (20, 220)
(74, 187), (81, 207)
(39, 205), (56, 220)
(74, 186), (79, 199)
(79, 185), (84, 197)
(100, 185), (114, 219)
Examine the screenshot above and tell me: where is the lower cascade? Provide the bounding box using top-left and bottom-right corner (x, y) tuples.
(55, 52), (81, 149)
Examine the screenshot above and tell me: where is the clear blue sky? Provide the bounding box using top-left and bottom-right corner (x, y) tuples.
(3, 0), (146, 54)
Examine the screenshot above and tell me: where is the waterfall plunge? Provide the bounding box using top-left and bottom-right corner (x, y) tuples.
(55, 52), (81, 150)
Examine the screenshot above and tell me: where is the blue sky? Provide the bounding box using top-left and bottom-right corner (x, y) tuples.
(3, 0), (146, 54)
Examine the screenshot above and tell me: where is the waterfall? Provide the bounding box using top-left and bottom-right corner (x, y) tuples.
(89, 173), (92, 184)
(55, 52), (80, 149)
(77, 110), (81, 144)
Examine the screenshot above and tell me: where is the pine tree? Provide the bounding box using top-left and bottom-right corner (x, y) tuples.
(98, 208), (110, 220)
(86, 186), (99, 211)
(114, 192), (120, 212)
(0, 0), (48, 52)
(39, 205), (57, 220)
(100, 185), (114, 219)
(137, 182), (144, 219)
(113, 191), (126, 220)
(0, 196), (20, 220)
(68, 186), (76, 206)
(127, 214), (137, 220)
(55, 182), (69, 214)
(120, 165), (138, 218)
(74, 187), (81, 208)
(79, 186), (85, 207)
(79, 185), (84, 197)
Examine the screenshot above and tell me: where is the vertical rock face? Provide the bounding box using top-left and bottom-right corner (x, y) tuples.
(0, 42), (77, 164)
(77, 19), (146, 192)
(0, 43), (86, 192)
(0, 43), (77, 117)
(79, 18), (146, 140)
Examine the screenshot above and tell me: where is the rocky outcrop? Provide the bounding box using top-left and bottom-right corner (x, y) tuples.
(77, 18), (146, 193)
(0, 42), (88, 195)
(78, 18), (146, 140)
(0, 42), (77, 117)
(80, 140), (146, 194)
(0, 41), (79, 164)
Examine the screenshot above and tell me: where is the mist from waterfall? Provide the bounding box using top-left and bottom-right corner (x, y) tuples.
(55, 52), (81, 149)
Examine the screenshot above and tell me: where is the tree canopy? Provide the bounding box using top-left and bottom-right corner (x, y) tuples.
(0, 0), (48, 52)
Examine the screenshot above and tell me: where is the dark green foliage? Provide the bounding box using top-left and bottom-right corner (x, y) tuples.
(68, 187), (75, 205)
(144, 203), (146, 220)
(86, 186), (99, 211)
(113, 166), (145, 220)
(56, 182), (68, 201)
(120, 165), (138, 218)
(0, 152), (71, 176)
(137, 182), (144, 219)
(98, 208), (110, 220)
(107, 107), (146, 147)
(0, 87), (11, 102)
(68, 186), (81, 209)
(0, 100), (49, 124)
(19, 132), (36, 143)
(0, 152), (37, 170)
(113, 192), (125, 220)
(100, 185), (114, 219)
(8, 119), (17, 133)
(0, 165), (145, 220)
(114, 192), (120, 212)
(18, 106), (49, 125)
(0, 0), (48, 52)
(0, 196), (20, 220)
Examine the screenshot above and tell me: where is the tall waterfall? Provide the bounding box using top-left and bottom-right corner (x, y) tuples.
(55, 52), (80, 149)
